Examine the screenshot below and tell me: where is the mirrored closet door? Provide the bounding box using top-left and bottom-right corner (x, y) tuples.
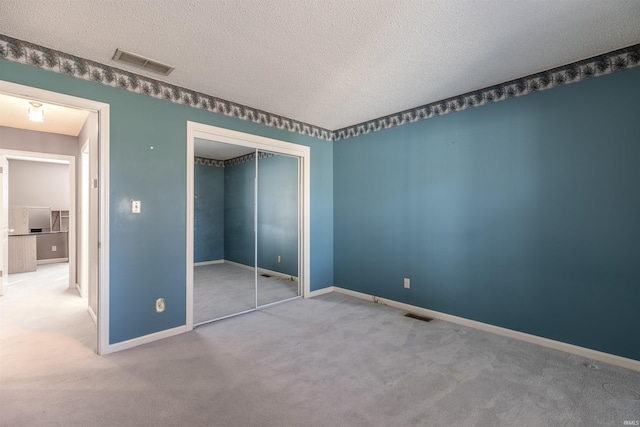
(193, 141), (301, 325)
(256, 151), (300, 307)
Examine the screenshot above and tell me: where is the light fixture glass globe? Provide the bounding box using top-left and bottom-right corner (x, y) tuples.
(28, 102), (44, 122)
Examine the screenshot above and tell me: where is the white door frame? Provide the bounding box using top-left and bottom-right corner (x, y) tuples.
(185, 121), (311, 331)
(0, 155), (8, 294)
(80, 140), (90, 300)
(0, 80), (111, 355)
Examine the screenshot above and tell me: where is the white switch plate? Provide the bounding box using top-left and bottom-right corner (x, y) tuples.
(132, 200), (141, 214)
(278, 255), (281, 263)
(52, 245), (57, 252)
(404, 278), (410, 289)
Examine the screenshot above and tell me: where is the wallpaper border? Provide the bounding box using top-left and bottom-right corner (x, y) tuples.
(0, 34), (334, 142)
(333, 43), (640, 141)
(1, 34), (638, 142)
(194, 157), (225, 168)
(195, 152), (274, 167)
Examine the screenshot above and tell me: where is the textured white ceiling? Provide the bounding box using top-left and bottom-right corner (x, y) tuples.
(1, 0), (639, 130)
(194, 138), (254, 160)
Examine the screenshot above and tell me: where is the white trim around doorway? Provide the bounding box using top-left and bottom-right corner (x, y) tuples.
(185, 121), (311, 332)
(0, 80), (111, 355)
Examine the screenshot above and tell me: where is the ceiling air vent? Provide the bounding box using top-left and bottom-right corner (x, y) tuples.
(112, 49), (174, 76)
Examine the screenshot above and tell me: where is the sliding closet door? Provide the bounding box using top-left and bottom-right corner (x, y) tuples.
(256, 151), (300, 307)
(193, 141), (303, 325)
(192, 144), (256, 324)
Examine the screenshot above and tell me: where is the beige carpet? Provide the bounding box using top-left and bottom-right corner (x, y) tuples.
(1, 264), (639, 426)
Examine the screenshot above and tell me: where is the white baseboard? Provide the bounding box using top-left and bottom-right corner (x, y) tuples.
(75, 283), (83, 297)
(257, 266), (298, 281)
(333, 287), (640, 372)
(223, 259), (298, 281)
(333, 287), (376, 302)
(37, 258), (69, 265)
(194, 259), (224, 266)
(223, 259), (252, 271)
(103, 325), (187, 355)
(307, 286), (334, 298)
(88, 305), (97, 325)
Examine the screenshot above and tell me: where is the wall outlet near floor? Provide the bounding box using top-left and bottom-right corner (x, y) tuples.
(52, 245), (57, 252)
(156, 298), (165, 313)
(404, 278), (410, 289)
(277, 255), (281, 263)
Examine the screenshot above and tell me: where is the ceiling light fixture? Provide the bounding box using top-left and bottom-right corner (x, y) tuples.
(28, 101), (44, 122)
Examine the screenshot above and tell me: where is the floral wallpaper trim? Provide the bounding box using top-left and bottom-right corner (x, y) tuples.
(195, 157), (225, 168)
(1, 34), (638, 142)
(332, 43), (640, 141)
(195, 152), (274, 167)
(0, 34), (333, 142)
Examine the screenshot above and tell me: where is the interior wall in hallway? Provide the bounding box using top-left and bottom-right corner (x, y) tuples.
(8, 159), (69, 209)
(0, 126), (78, 157)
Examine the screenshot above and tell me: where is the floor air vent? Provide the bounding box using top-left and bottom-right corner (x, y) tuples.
(112, 49), (174, 76)
(405, 313), (433, 322)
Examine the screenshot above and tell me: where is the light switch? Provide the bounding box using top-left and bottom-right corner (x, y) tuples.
(132, 200), (141, 214)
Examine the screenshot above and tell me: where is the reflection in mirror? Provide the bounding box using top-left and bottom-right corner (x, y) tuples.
(256, 151), (300, 307)
(193, 141), (256, 324)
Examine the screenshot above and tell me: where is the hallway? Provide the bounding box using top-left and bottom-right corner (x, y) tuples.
(0, 263), (95, 372)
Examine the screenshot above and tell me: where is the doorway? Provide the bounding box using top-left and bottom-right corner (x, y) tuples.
(2, 154), (75, 285)
(186, 122), (310, 330)
(0, 80), (110, 354)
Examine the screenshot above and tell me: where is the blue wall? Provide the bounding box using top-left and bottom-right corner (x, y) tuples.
(221, 154), (299, 276)
(334, 68), (640, 361)
(258, 154), (299, 276)
(0, 59), (334, 344)
(223, 159), (256, 267)
(6, 51), (638, 361)
(194, 163), (224, 262)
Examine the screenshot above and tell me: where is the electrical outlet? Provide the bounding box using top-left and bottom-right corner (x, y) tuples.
(156, 298), (165, 313)
(132, 200), (141, 214)
(404, 278), (410, 289)
(52, 245), (57, 252)
(278, 255), (281, 263)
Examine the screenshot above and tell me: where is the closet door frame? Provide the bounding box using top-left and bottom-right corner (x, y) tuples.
(185, 122), (310, 331)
